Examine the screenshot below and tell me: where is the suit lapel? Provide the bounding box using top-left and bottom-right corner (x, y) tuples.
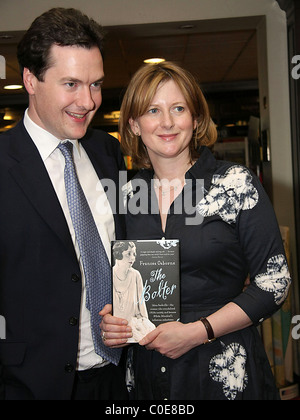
(8, 122), (77, 261)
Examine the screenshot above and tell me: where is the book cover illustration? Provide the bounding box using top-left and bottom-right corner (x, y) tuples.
(112, 239), (180, 343)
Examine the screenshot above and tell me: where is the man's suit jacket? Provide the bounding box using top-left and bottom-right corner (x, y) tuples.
(0, 121), (126, 400)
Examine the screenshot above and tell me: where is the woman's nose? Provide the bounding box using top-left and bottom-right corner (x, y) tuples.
(160, 111), (175, 129)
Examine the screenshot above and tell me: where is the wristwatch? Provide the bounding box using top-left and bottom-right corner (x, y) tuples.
(199, 317), (216, 344)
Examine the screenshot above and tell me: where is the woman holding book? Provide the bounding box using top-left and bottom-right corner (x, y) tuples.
(100, 62), (291, 400)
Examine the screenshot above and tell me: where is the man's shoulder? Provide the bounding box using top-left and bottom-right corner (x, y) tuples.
(82, 128), (120, 149)
(81, 127), (125, 171)
(0, 121), (25, 154)
(0, 120), (23, 139)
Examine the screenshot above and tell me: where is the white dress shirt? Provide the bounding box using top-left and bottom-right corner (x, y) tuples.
(24, 109), (115, 370)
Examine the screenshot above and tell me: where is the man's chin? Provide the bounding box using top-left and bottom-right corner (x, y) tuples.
(64, 127), (90, 140)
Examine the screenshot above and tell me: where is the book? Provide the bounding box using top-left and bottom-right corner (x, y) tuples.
(279, 383), (299, 400)
(111, 239), (181, 343)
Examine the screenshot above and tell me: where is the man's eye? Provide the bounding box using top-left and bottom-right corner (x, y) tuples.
(91, 82), (102, 89)
(66, 82), (76, 88)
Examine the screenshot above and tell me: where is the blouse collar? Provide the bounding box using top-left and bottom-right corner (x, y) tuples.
(136, 146), (217, 192)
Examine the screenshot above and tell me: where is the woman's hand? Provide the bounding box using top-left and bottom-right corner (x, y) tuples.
(139, 303), (253, 359)
(99, 304), (133, 348)
(139, 321), (205, 359)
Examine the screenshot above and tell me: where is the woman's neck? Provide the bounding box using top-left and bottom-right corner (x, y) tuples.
(151, 154), (192, 183)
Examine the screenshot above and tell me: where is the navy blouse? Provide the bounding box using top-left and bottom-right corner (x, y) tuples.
(123, 146), (292, 400)
(124, 146), (291, 327)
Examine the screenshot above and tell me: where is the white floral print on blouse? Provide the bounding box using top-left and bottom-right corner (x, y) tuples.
(254, 254), (291, 305)
(209, 342), (248, 400)
(196, 165), (259, 224)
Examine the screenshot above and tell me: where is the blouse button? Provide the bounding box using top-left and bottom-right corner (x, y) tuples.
(161, 366), (167, 373)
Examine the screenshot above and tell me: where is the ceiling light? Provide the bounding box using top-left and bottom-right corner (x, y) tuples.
(143, 58), (166, 64)
(4, 85), (23, 90)
(179, 24), (195, 30)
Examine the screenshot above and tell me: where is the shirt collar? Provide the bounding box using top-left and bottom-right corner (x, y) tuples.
(23, 108), (81, 161)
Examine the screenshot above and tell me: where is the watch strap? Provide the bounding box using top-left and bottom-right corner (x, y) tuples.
(199, 317), (216, 344)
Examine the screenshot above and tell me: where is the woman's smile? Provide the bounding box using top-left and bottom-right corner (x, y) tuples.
(130, 79), (197, 162)
(158, 133), (178, 141)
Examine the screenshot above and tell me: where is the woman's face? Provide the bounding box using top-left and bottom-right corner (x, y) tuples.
(121, 247), (136, 268)
(130, 79), (197, 163)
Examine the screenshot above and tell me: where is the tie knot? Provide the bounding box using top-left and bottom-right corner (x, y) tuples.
(58, 141), (74, 161)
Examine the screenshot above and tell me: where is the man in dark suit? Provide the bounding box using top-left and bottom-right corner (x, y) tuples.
(0, 8), (130, 400)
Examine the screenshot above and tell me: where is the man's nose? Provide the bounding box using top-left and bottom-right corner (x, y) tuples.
(76, 86), (96, 111)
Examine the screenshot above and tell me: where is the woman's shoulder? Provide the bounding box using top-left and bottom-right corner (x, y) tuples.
(197, 159), (261, 224)
(214, 158), (251, 176)
(212, 158), (260, 189)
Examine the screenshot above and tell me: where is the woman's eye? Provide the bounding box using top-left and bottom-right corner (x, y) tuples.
(174, 106), (185, 112)
(148, 108), (159, 114)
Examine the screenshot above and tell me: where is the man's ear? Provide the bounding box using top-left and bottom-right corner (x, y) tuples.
(129, 118), (140, 136)
(23, 68), (38, 95)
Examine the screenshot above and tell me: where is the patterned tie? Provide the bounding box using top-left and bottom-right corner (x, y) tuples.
(58, 141), (121, 365)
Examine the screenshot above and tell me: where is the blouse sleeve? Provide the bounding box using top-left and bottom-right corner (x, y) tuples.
(231, 168), (291, 324)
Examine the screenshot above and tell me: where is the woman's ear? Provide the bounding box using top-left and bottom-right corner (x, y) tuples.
(129, 118), (141, 137)
(193, 118), (198, 131)
(23, 68), (38, 95)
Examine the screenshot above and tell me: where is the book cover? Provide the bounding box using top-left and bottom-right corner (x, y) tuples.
(111, 239), (181, 343)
